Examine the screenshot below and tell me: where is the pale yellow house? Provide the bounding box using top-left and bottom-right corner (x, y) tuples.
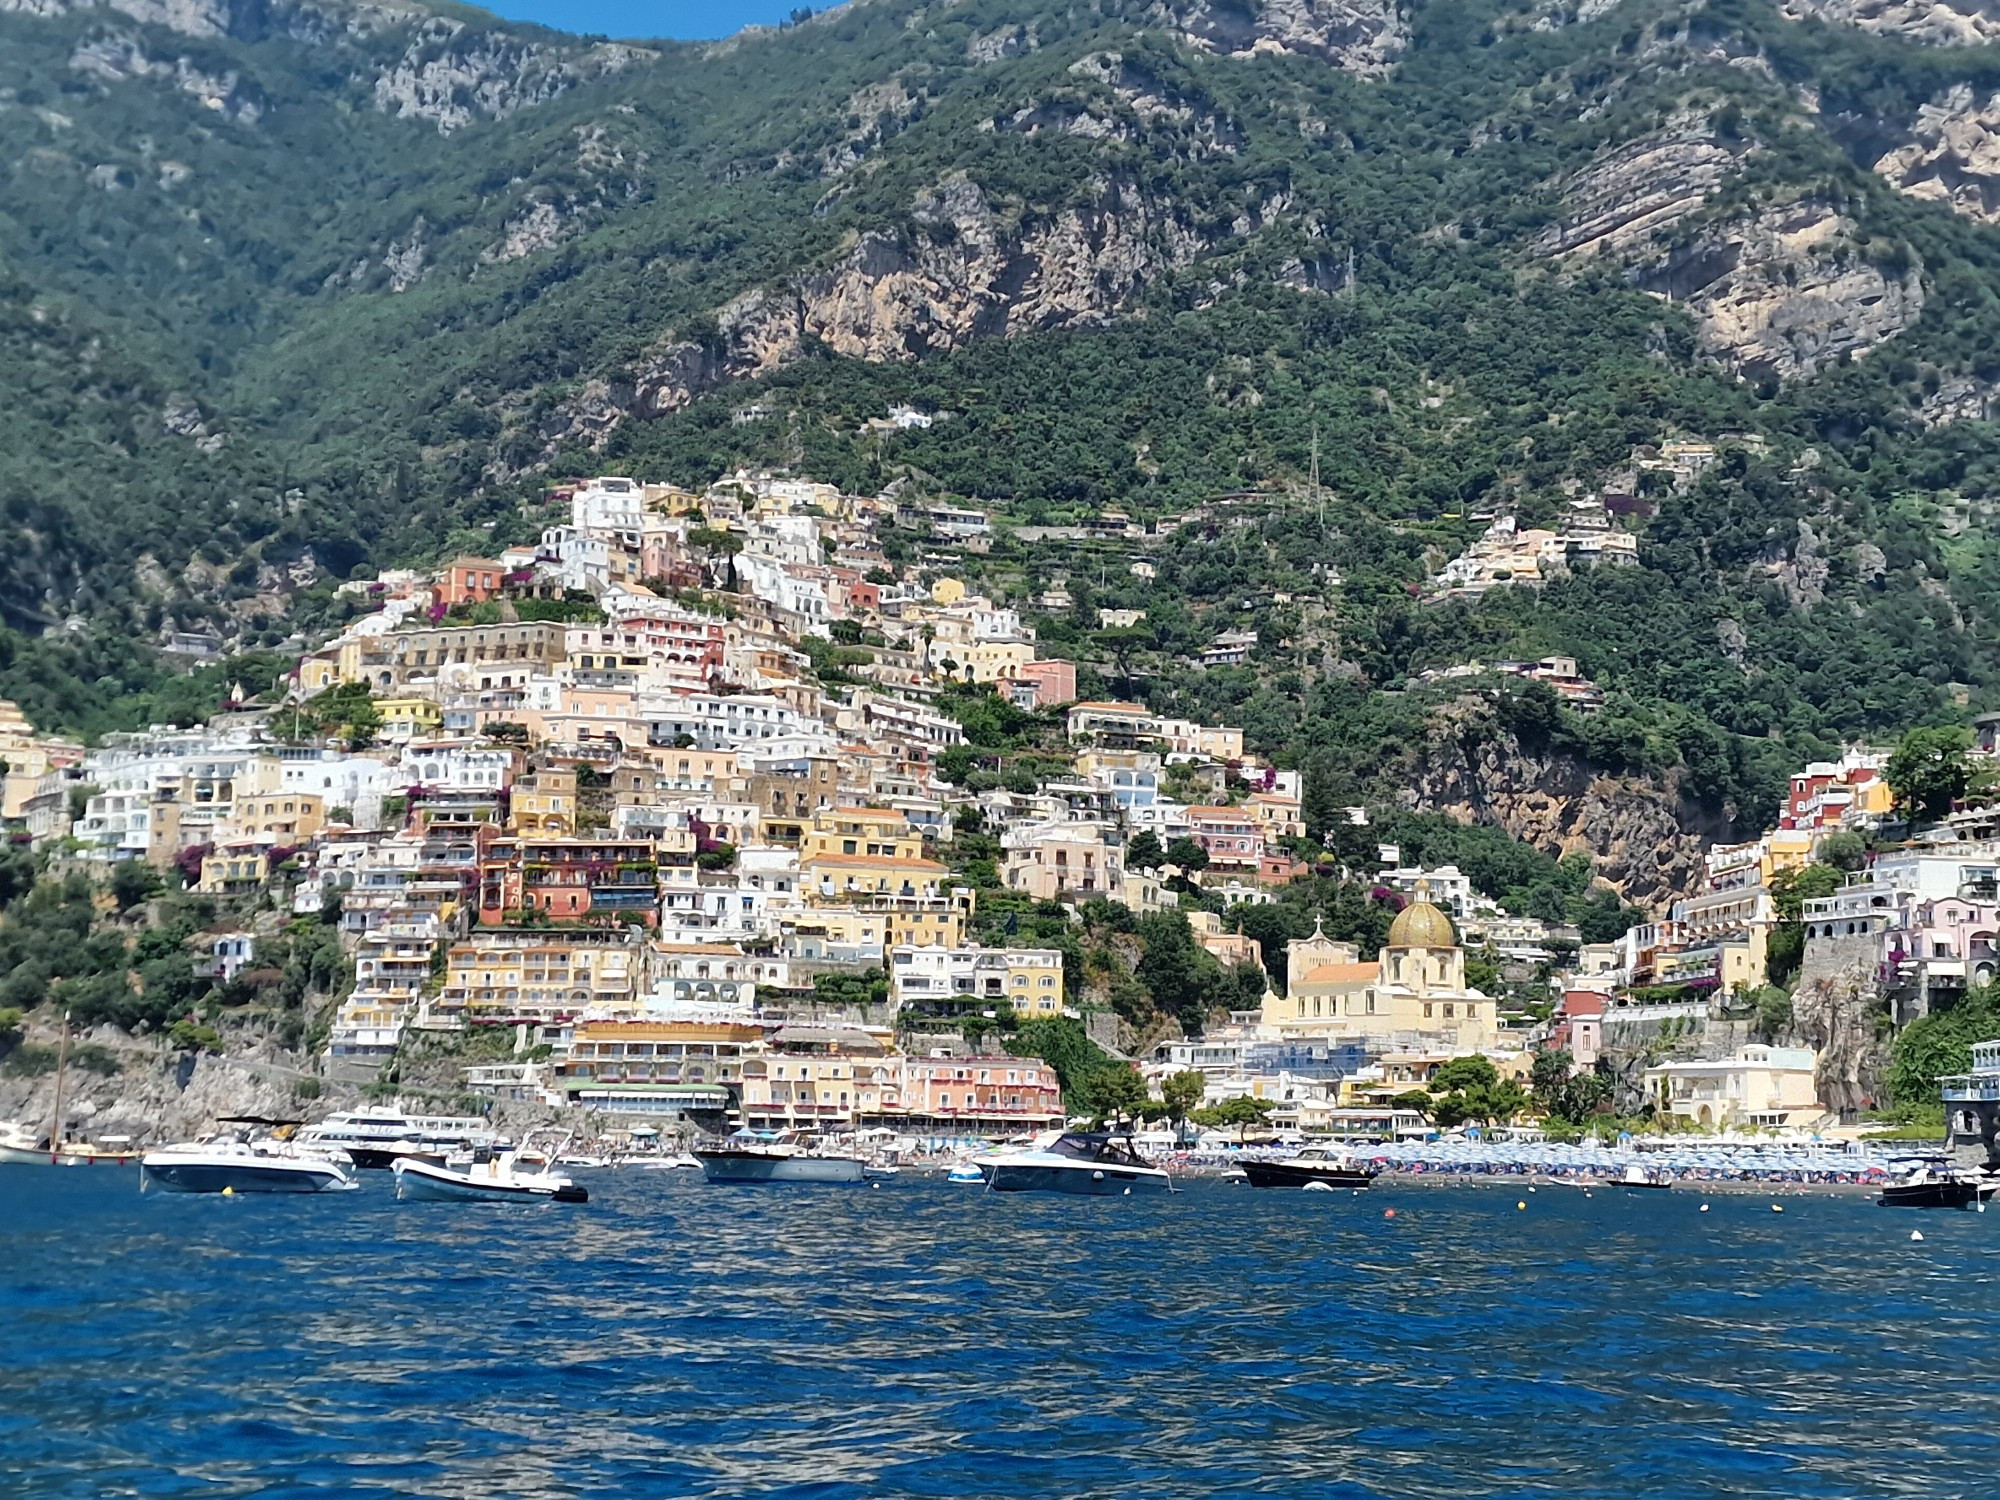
(1263, 899), (1500, 1052)
(1642, 1045), (1825, 1130)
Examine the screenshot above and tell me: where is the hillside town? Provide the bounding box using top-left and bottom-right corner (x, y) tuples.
(1, 472), (1993, 1148)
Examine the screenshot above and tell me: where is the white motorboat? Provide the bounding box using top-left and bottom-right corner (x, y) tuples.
(296, 1106), (504, 1170)
(392, 1143), (588, 1203)
(141, 1138), (357, 1194)
(946, 1162), (986, 1185)
(981, 1131), (1176, 1196)
(693, 1130), (867, 1184)
(636, 1153), (704, 1171)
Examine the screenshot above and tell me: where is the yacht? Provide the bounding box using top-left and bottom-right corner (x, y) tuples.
(141, 1138), (357, 1194)
(295, 1106), (504, 1170)
(393, 1140), (588, 1203)
(1240, 1143), (1380, 1190)
(1878, 1158), (1996, 1210)
(693, 1130), (868, 1184)
(981, 1131), (1175, 1196)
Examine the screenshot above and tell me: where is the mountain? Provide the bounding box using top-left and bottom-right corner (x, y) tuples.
(4, 0), (2000, 796)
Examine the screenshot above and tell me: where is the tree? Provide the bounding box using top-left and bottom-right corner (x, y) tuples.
(1817, 830), (1867, 873)
(1390, 1089), (1434, 1115)
(1126, 830), (1166, 871)
(109, 860), (162, 913)
(1081, 1063), (1149, 1124)
(1192, 1093), (1275, 1140)
(1887, 727), (1983, 824)
(1530, 1048), (1611, 1125)
(1164, 836), (1209, 874)
(1135, 910), (1223, 1033)
(1428, 1054), (1500, 1095)
(1888, 987), (2000, 1114)
(1161, 1068), (1207, 1123)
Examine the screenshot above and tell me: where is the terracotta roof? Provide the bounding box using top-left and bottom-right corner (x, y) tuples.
(804, 853), (947, 871)
(1300, 961), (1380, 986)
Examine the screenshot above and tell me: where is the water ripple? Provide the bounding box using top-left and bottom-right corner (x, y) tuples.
(4, 1171), (1994, 1497)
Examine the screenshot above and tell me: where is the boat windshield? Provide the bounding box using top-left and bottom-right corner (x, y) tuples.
(1047, 1133), (1146, 1166)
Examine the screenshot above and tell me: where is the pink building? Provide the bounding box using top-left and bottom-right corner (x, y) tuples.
(1186, 805), (1263, 871)
(1007, 658), (1077, 709)
(899, 1057), (1064, 1129)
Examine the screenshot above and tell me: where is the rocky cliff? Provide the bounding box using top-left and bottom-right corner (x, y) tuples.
(556, 172), (1213, 448)
(1779, 0), (2000, 44)
(1630, 200), (1924, 383)
(1399, 698), (1738, 909)
(1536, 111), (1752, 260)
(1164, 0), (1408, 74)
(1875, 85), (2000, 223)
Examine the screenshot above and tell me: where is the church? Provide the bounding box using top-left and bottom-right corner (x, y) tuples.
(1260, 890), (1500, 1053)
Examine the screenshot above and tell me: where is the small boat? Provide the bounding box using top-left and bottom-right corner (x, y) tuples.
(1611, 1161), (1673, 1191)
(142, 1138), (357, 1194)
(946, 1162), (986, 1185)
(981, 1131), (1175, 1196)
(1878, 1159), (1994, 1210)
(636, 1153), (704, 1171)
(1, 1017), (142, 1167)
(392, 1141), (588, 1203)
(1240, 1143), (1380, 1191)
(694, 1130), (867, 1184)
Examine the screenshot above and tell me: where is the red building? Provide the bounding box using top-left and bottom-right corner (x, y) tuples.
(439, 556), (508, 606)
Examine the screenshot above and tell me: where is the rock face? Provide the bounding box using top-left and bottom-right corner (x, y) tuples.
(1536, 112), (1751, 259)
(1780, 0), (2000, 44)
(69, 33), (261, 120)
(371, 20), (648, 133)
(1792, 932), (1886, 1120)
(1876, 85), (2000, 222)
(1400, 699), (1737, 909)
(1631, 201), (1924, 383)
(1163, 0), (1407, 75)
(558, 174), (1208, 444)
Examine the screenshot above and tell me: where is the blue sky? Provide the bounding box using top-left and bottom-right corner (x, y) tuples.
(482, 0), (804, 39)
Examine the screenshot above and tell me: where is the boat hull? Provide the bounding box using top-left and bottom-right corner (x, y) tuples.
(344, 1146), (451, 1172)
(1, 1145), (140, 1167)
(142, 1161), (350, 1194)
(986, 1162), (1172, 1196)
(392, 1159), (587, 1203)
(1879, 1181), (1984, 1209)
(1240, 1160), (1377, 1190)
(695, 1151), (865, 1184)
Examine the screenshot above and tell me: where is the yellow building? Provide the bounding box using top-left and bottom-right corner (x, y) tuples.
(376, 696), (444, 742)
(800, 809), (926, 863)
(440, 932), (641, 1022)
(1264, 899), (1500, 1052)
(197, 844), (271, 894)
(228, 792), (326, 845)
(513, 767), (577, 836)
(930, 577), (967, 605)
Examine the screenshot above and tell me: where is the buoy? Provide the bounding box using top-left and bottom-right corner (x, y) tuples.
(1527, 1186), (1536, 1193)
(1699, 1204), (1710, 1213)
(221, 1186), (234, 1197)
(1517, 1200), (1526, 1211)
(1384, 1208), (1397, 1219)
(1771, 1205), (1784, 1214)
(1911, 1230), (1925, 1242)
(1122, 1187), (1131, 1196)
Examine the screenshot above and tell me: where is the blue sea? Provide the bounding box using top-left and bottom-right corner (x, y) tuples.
(6, 1168), (1998, 1499)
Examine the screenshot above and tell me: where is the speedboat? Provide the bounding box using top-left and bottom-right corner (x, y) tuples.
(636, 1153), (704, 1171)
(981, 1131), (1175, 1196)
(392, 1143), (587, 1203)
(693, 1130), (867, 1184)
(1240, 1143), (1380, 1190)
(295, 1106), (504, 1170)
(1878, 1159), (1995, 1210)
(141, 1138), (357, 1194)
(946, 1162), (986, 1185)
(1611, 1161), (1673, 1190)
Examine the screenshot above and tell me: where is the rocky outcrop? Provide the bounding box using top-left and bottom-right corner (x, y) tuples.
(371, 20), (649, 134)
(1780, 0), (2000, 44)
(554, 174), (1208, 445)
(1163, 0), (1407, 75)
(1631, 201), (1924, 383)
(1792, 933), (1887, 1120)
(1917, 372), (2000, 425)
(69, 32), (262, 120)
(1400, 698), (1737, 909)
(1536, 112), (1751, 258)
(1875, 85), (2000, 222)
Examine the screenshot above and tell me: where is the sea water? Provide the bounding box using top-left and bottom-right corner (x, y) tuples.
(4, 1169), (1996, 1498)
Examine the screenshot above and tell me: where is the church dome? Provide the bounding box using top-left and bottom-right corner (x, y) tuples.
(1387, 898), (1456, 949)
